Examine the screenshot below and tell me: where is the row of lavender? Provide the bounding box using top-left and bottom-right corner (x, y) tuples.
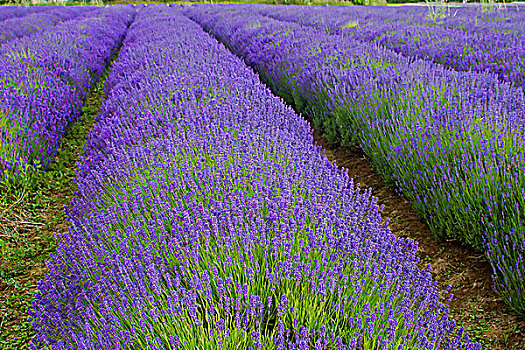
(0, 6), (97, 46)
(0, 5), (135, 192)
(29, 5), (479, 349)
(183, 4), (525, 317)
(421, 5), (525, 33)
(277, 5), (525, 33)
(352, 5), (525, 33)
(0, 5), (49, 22)
(257, 5), (525, 91)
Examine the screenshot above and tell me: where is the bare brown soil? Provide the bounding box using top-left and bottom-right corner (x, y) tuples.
(311, 127), (525, 350)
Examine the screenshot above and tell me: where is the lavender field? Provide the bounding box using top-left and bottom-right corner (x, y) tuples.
(1, 3), (525, 350)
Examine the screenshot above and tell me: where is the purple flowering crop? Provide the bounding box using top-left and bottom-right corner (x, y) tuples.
(0, 6), (98, 46)
(0, 6), (49, 23)
(0, 5), (135, 190)
(29, 5), (479, 349)
(183, 4), (525, 317)
(257, 5), (525, 91)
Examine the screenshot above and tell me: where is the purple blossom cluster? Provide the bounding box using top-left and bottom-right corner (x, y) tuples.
(183, 4), (525, 317)
(0, 5), (49, 23)
(256, 5), (525, 90)
(0, 6), (28, 22)
(425, 5), (525, 33)
(0, 5), (135, 189)
(29, 4), (479, 349)
(257, 4), (525, 34)
(0, 6), (97, 46)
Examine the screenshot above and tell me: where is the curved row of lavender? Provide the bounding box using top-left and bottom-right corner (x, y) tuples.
(256, 5), (525, 91)
(0, 6), (97, 46)
(421, 5), (525, 33)
(370, 5), (525, 33)
(0, 6), (29, 22)
(0, 5), (135, 191)
(29, 4), (479, 350)
(261, 5), (525, 34)
(183, 4), (525, 317)
(0, 6), (50, 23)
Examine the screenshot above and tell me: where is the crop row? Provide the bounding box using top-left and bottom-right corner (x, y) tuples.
(350, 5), (525, 33)
(183, 4), (525, 317)
(0, 6), (97, 46)
(420, 5), (525, 33)
(261, 5), (525, 33)
(0, 6), (50, 23)
(256, 5), (525, 91)
(0, 5), (135, 192)
(272, 5), (525, 33)
(29, 5), (478, 349)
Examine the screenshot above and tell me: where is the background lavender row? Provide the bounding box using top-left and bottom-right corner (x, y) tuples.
(257, 5), (525, 91)
(183, 4), (525, 317)
(350, 5), (525, 34)
(0, 6), (28, 22)
(0, 5), (135, 192)
(420, 5), (525, 33)
(0, 6), (97, 46)
(0, 5), (50, 22)
(28, 5), (478, 350)
(264, 5), (525, 34)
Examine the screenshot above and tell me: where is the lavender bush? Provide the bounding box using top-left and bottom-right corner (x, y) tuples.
(0, 6), (48, 23)
(29, 5), (479, 350)
(258, 5), (525, 90)
(0, 5), (135, 192)
(183, 4), (525, 317)
(0, 6), (97, 46)
(0, 6), (28, 22)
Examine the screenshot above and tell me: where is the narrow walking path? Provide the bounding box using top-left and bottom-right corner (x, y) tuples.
(0, 36), (129, 350)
